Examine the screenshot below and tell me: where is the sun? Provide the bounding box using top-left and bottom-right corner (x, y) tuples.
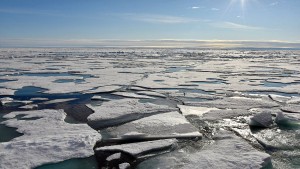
(240, 0), (248, 10)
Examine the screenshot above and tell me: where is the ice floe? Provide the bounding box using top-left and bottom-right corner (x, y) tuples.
(105, 111), (202, 138)
(87, 99), (177, 129)
(0, 109), (101, 169)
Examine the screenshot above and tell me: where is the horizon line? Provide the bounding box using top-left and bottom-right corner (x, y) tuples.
(1, 39), (300, 49)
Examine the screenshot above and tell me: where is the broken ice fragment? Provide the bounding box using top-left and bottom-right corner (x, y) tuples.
(249, 112), (273, 128)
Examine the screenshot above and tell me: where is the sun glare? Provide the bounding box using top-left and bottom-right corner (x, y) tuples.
(225, 0), (258, 17)
(230, 0), (248, 10)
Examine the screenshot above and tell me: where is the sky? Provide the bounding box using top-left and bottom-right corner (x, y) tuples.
(0, 0), (299, 48)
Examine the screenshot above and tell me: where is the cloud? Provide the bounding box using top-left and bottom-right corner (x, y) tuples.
(270, 2), (279, 6)
(191, 6), (200, 9)
(120, 13), (200, 24)
(211, 8), (220, 11)
(212, 22), (264, 30)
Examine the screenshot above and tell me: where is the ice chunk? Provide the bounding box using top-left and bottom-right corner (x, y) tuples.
(20, 104), (38, 109)
(275, 112), (300, 128)
(0, 97), (14, 105)
(119, 163), (131, 169)
(249, 112), (273, 128)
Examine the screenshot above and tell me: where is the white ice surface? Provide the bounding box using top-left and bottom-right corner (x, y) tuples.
(178, 105), (219, 116)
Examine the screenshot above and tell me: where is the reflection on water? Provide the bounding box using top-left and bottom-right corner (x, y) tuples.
(263, 81), (289, 88)
(53, 79), (85, 84)
(247, 91), (299, 97)
(11, 72), (93, 79)
(14, 86), (46, 97)
(0, 79), (16, 83)
(0, 116), (23, 142)
(165, 66), (193, 73)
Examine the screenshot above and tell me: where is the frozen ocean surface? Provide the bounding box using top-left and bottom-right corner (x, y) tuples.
(0, 48), (300, 169)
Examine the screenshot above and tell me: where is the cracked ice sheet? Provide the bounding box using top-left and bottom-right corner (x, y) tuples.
(0, 109), (101, 169)
(137, 130), (271, 169)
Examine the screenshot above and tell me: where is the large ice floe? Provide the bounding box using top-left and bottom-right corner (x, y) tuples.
(0, 109), (101, 169)
(104, 111), (202, 138)
(87, 99), (178, 129)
